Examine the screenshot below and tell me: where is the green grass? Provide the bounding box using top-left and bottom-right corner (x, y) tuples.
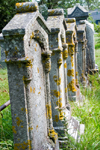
(0, 68), (13, 149)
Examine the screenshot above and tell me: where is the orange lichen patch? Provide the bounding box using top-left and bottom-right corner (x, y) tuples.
(22, 76), (27, 81)
(58, 59), (62, 65)
(59, 98), (62, 108)
(67, 79), (76, 92)
(21, 126), (23, 128)
(63, 50), (68, 59)
(48, 128), (58, 143)
(51, 45), (53, 48)
(36, 43), (37, 47)
(46, 104), (52, 119)
(28, 126), (33, 131)
(25, 108), (28, 114)
(53, 75), (61, 85)
(65, 87), (67, 93)
(30, 32), (34, 39)
(36, 125), (38, 130)
(14, 140), (31, 150)
(26, 60), (33, 68)
(40, 87), (41, 89)
(64, 63), (67, 68)
(76, 72), (78, 76)
(35, 48), (37, 51)
(38, 92), (41, 94)
(21, 108), (24, 111)
(4, 51), (9, 57)
(56, 101), (58, 106)
(67, 69), (74, 77)
(12, 126), (17, 134)
(45, 63), (51, 71)
(37, 67), (39, 73)
(33, 88), (35, 93)
(54, 115), (58, 122)
(59, 102), (62, 108)
(30, 87), (32, 93)
(59, 111), (64, 120)
(71, 56), (74, 67)
(53, 90), (60, 97)
(16, 117), (22, 126)
(5, 59), (7, 62)
(49, 10), (55, 15)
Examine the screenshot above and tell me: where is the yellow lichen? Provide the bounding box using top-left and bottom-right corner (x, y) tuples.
(67, 79), (76, 92)
(28, 126), (33, 131)
(37, 67), (39, 73)
(71, 56), (74, 67)
(53, 90), (60, 97)
(33, 88), (35, 93)
(67, 69), (74, 77)
(14, 140), (31, 150)
(49, 10), (55, 15)
(63, 50), (68, 59)
(59, 111), (63, 120)
(26, 60), (33, 68)
(30, 87), (32, 93)
(58, 59), (62, 65)
(35, 48), (37, 51)
(64, 63), (67, 68)
(46, 104), (52, 119)
(53, 75), (61, 85)
(16, 117), (22, 126)
(48, 128), (58, 143)
(30, 32), (34, 39)
(4, 51), (9, 57)
(54, 115), (58, 122)
(12, 126), (17, 134)
(38, 92), (41, 94)
(36, 125), (38, 130)
(65, 87), (67, 93)
(45, 63), (51, 71)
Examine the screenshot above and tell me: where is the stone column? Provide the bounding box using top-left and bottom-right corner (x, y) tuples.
(62, 43), (69, 105)
(42, 51), (58, 144)
(66, 30), (76, 101)
(77, 21), (87, 85)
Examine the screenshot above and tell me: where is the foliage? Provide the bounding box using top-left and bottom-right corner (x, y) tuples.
(0, 0), (27, 33)
(69, 74), (100, 149)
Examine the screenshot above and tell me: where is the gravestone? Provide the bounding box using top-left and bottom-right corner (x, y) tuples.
(77, 20), (87, 84)
(1, 2), (59, 150)
(65, 18), (78, 101)
(0, 33), (6, 68)
(47, 9), (71, 144)
(67, 3), (97, 75)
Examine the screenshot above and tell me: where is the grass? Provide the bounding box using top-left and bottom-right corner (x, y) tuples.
(0, 68), (13, 149)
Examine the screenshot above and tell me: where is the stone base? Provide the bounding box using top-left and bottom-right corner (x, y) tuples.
(68, 116), (85, 142)
(41, 137), (59, 150)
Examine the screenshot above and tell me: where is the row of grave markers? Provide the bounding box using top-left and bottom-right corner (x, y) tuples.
(0, 2), (97, 150)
